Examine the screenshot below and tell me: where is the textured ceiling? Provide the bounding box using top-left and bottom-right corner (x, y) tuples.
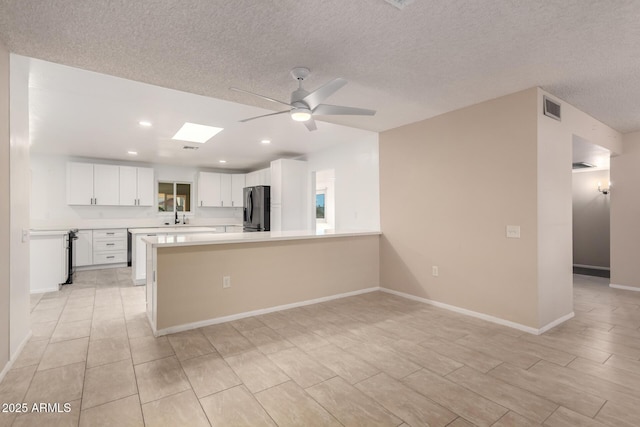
(1, 0), (640, 133)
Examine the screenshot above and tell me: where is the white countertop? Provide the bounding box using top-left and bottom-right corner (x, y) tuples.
(128, 226), (226, 235)
(143, 229), (381, 248)
(30, 230), (69, 237)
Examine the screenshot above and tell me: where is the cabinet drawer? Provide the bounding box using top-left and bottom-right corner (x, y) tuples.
(93, 229), (127, 239)
(93, 239), (126, 251)
(93, 251), (126, 264)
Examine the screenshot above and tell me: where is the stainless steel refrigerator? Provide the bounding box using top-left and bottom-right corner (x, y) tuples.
(243, 186), (270, 232)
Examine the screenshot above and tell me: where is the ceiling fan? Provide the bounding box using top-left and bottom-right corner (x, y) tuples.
(230, 67), (376, 131)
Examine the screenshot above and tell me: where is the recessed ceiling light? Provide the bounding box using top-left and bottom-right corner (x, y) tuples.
(172, 122), (223, 143)
(219, 160), (227, 164)
(127, 151), (138, 155)
(261, 139), (271, 144)
(138, 121), (152, 127)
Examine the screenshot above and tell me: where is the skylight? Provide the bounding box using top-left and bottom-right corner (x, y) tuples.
(171, 122), (223, 143)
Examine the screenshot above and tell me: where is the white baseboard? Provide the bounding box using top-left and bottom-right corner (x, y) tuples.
(573, 264), (610, 271)
(538, 312), (575, 334)
(154, 286), (381, 336)
(610, 283), (640, 292)
(380, 287), (573, 335)
(30, 286), (61, 295)
(75, 263), (127, 272)
(0, 330), (33, 384)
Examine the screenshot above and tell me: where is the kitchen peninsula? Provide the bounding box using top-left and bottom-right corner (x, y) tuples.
(144, 230), (381, 335)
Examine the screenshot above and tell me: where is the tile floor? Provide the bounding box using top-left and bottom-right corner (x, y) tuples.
(1, 270), (640, 426)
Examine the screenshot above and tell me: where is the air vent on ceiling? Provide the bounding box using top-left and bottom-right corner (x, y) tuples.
(384, 0), (414, 10)
(543, 96), (561, 121)
(183, 145), (199, 150)
(572, 162), (595, 170)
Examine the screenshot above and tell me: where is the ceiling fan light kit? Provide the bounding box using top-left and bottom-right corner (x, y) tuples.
(230, 67), (376, 131)
(291, 108), (311, 122)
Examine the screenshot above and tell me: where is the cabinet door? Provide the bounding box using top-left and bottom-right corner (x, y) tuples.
(245, 171), (256, 188)
(261, 168), (271, 186)
(271, 204), (282, 232)
(231, 174), (245, 207)
(74, 230), (93, 267)
(135, 234), (156, 282)
(67, 162), (94, 205)
(93, 164), (120, 205)
(270, 160), (282, 204)
(220, 174), (232, 207)
(136, 167), (155, 206)
(198, 172), (222, 207)
(119, 166), (138, 206)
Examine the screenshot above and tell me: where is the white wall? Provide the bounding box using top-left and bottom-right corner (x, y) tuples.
(0, 36), (10, 379)
(9, 54), (31, 359)
(536, 88), (621, 327)
(30, 154), (244, 229)
(304, 134), (380, 231)
(572, 169), (610, 268)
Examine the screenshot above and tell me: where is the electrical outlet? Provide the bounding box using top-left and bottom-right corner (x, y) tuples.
(223, 276), (231, 288)
(432, 266), (439, 277)
(506, 225), (521, 239)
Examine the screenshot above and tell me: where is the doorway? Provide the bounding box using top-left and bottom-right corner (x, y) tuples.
(315, 169), (335, 231)
(571, 136), (611, 278)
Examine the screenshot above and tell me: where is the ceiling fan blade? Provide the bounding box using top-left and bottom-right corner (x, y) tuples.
(313, 104), (376, 116)
(302, 78), (347, 110)
(239, 110), (290, 123)
(230, 87), (292, 108)
(303, 117), (317, 131)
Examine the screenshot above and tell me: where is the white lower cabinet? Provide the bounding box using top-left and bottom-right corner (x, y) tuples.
(30, 232), (68, 293)
(74, 230), (93, 267)
(92, 229), (127, 265)
(134, 233), (165, 284)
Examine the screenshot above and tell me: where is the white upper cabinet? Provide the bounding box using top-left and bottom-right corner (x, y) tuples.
(68, 162), (152, 207)
(119, 166), (154, 206)
(220, 173), (232, 207)
(67, 162), (95, 205)
(118, 166), (138, 206)
(231, 174), (245, 207)
(198, 172), (222, 207)
(67, 162), (119, 205)
(198, 172), (245, 208)
(93, 164), (120, 205)
(245, 168), (270, 188)
(136, 167), (155, 206)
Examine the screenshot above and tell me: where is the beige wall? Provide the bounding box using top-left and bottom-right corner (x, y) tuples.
(0, 40), (10, 374)
(380, 88), (540, 329)
(572, 169), (610, 268)
(156, 235), (379, 330)
(611, 132), (640, 289)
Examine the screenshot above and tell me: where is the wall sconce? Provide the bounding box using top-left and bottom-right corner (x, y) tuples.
(598, 181), (610, 195)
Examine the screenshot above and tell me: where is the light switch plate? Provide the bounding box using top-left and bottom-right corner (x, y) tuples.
(506, 225), (521, 239)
